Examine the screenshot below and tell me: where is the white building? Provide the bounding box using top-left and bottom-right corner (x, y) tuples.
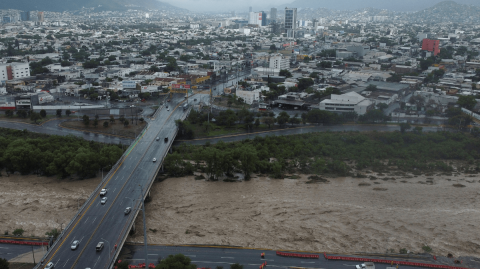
(236, 90), (260, 105)
(269, 54), (289, 70)
(0, 63), (30, 80)
(319, 91), (371, 115)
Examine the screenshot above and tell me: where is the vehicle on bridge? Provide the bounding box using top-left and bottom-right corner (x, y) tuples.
(124, 207), (131, 215)
(45, 262), (54, 269)
(153, 158), (157, 162)
(71, 240), (79, 250)
(101, 197), (107, 204)
(96, 242), (104, 251)
(100, 188), (107, 196)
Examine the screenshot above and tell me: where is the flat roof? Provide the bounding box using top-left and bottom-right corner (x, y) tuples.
(275, 99), (305, 106)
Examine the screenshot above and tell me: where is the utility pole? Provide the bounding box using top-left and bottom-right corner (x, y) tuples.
(31, 245), (36, 264)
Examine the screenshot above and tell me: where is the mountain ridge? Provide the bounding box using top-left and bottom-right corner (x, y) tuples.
(279, 0), (480, 11)
(0, 0), (186, 12)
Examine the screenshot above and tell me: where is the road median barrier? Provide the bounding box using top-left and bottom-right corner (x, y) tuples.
(276, 251), (319, 259)
(323, 253), (468, 269)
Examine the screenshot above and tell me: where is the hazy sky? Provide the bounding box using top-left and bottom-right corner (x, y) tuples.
(161, 0), (480, 12)
(162, 0), (285, 12)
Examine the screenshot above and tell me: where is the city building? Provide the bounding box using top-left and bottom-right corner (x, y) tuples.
(248, 11), (266, 26)
(20, 11), (30, 21)
(236, 89), (260, 105)
(249, 6), (252, 12)
(319, 91), (372, 115)
(37, 11), (44, 22)
(422, 39), (440, 56)
(0, 63), (31, 81)
(3, 16), (12, 23)
(270, 8), (277, 23)
(284, 7), (297, 38)
(269, 54), (289, 70)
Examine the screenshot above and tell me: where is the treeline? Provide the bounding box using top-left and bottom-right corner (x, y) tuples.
(176, 108), (389, 139)
(0, 128), (124, 178)
(166, 131), (480, 179)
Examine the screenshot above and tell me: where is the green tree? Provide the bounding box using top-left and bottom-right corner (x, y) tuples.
(56, 109), (62, 117)
(297, 78), (314, 91)
(155, 254), (196, 269)
(457, 95), (477, 110)
(366, 84), (378, 91)
(66, 110), (71, 117)
(399, 123), (411, 133)
(0, 258), (9, 269)
(83, 115), (90, 126)
(117, 261), (129, 269)
(93, 118), (99, 128)
(103, 121), (109, 128)
(279, 69), (292, 78)
(276, 112), (290, 126)
(263, 117), (275, 128)
(12, 228), (24, 236)
(40, 109), (47, 118)
(124, 119), (129, 127)
(235, 145), (258, 180)
(30, 111), (42, 124)
(45, 228), (60, 239)
(254, 118), (260, 128)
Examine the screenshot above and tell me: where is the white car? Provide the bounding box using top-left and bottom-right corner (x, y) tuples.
(71, 240), (80, 250)
(100, 189), (107, 196)
(45, 262), (54, 269)
(356, 264), (366, 269)
(101, 197), (107, 205)
(153, 158), (157, 162)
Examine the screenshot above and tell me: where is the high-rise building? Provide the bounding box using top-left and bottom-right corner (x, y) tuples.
(270, 8), (277, 23)
(249, 6), (252, 12)
(3, 16), (11, 23)
(231, 11), (235, 17)
(422, 39), (440, 56)
(248, 11), (266, 26)
(284, 7), (297, 38)
(37, 11), (44, 22)
(20, 11), (30, 21)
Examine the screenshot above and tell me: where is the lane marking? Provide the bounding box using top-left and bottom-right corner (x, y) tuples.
(63, 258), (70, 268)
(84, 217), (90, 224)
(93, 256), (101, 268)
(92, 217), (97, 224)
(221, 257), (234, 259)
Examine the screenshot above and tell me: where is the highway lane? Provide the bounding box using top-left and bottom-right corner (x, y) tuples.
(174, 125), (449, 146)
(122, 245), (430, 269)
(38, 95), (189, 269)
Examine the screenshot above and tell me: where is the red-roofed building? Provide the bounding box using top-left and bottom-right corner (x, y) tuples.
(422, 39), (440, 56)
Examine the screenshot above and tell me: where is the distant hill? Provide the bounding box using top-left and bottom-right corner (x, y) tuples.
(407, 1), (480, 23)
(0, 0), (186, 12)
(280, 0), (480, 11)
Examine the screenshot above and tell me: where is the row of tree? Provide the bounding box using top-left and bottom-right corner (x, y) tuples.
(0, 128), (124, 178)
(166, 130), (480, 179)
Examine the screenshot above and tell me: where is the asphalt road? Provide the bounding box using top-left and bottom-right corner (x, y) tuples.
(37, 94), (190, 269)
(174, 125), (449, 146)
(121, 245), (430, 269)
(0, 243), (41, 261)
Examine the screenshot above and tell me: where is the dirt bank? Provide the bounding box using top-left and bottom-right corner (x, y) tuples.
(0, 172), (100, 237)
(129, 173), (480, 257)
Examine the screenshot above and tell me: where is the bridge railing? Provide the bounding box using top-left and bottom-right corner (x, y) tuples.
(106, 107), (192, 269)
(34, 123), (149, 269)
